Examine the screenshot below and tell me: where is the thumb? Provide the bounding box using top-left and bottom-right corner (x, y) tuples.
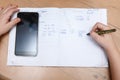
(7, 18), (21, 30)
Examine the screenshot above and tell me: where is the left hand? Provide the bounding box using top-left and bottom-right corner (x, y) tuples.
(0, 4), (21, 36)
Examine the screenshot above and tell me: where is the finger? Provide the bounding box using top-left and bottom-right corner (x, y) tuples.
(3, 8), (19, 21)
(90, 31), (102, 42)
(0, 7), (3, 14)
(0, 18), (20, 36)
(1, 4), (12, 14)
(2, 4), (18, 14)
(91, 22), (108, 33)
(6, 18), (21, 30)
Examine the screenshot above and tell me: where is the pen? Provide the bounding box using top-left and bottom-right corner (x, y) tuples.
(87, 29), (116, 35)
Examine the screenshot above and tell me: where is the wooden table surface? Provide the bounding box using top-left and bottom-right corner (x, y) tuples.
(0, 0), (120, 80)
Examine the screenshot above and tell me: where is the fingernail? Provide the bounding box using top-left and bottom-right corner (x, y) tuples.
(17, 18), (21, 21)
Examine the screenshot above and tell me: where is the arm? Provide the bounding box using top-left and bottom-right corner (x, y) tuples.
(0, 4), (20, 37)
(0, 4), (20, 80)
(90, 22), (120, 80)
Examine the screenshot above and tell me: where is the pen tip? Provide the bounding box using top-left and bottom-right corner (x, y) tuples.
(87, 33), (90, 35)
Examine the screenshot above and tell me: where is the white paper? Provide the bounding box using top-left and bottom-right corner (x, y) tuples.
(7, 8), (108, 67)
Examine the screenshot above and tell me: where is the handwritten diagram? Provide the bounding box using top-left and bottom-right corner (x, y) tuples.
(38, 9), (98, 38)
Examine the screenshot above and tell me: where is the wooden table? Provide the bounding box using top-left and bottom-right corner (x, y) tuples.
(0, 0), (120, 80)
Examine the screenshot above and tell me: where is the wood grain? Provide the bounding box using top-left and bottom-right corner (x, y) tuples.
(1, 0), (119, 80)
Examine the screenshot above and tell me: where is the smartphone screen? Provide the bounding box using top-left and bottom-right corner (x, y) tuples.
(15, 12), (39, 57)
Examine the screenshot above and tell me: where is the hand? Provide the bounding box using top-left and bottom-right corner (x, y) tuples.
(90, 22), (117, 52)
(0, 4), (21, 36)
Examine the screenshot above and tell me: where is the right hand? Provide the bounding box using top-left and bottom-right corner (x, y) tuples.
(90, 22), (117, 52)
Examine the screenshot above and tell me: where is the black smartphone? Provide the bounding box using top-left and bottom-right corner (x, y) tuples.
(15, 12), (39, 57)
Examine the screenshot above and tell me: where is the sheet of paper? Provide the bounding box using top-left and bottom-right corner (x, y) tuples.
(7, 8), (108, 67)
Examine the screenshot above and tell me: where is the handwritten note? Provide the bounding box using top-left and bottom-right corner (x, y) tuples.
(7, 8), (108, 67)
